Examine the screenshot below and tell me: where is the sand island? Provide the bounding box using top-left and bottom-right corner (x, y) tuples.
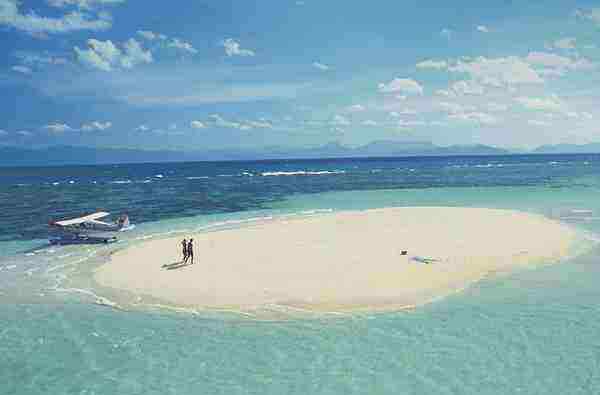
(95, 207), (580, 313)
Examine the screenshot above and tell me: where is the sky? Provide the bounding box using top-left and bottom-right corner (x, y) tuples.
(1, 0), (600, 151)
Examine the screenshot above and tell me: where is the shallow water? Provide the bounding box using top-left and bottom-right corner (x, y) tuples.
(2, 154), (600, 394)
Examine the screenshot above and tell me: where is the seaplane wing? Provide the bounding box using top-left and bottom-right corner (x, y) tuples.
(53, 212), (111, 227)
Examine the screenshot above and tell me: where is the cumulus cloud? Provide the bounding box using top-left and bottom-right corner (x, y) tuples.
(208, 114), (270, 130)
(120, 38), (153, 68)
(525, 51), (595, 74)
(210, 114), (246, 129)
(11, 65), (31, 74)
(75, 38), (152, 71)
(449, 56), (544, 87)
(246, 119), (273, 129)
(136, 31), (196, 54)
(476, 25), (490, 33)
(331, 114), (350, 126)
(168, 38), (197, 54)
(451, 80), (485, 95)
(528, 119), (551, 127)
(515, 96), (564, 112)
(440, 28), (452, 39)
(312, 62), (330, 71)
(0, 0), (112, 35)
(551, 37), (577, 50)
(362, 120), (378, 126)
(135, 125), (149, 132)
(438, 101), (476, 114)
(346, 104), (365, 112)
(222, 38), (255, 57)
(397, 119), (427, 129)
(190, 120), (206, 129)
(416, 59), (448, 69)
(136, 30), (165, 41)
(378, 78), (424, 95)
(44, 122), (74, 133)
(448, 111), (498, 125)
(81, 121), (111, 131)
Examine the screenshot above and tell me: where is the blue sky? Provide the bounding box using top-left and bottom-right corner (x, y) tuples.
(1, 0), (600, 150)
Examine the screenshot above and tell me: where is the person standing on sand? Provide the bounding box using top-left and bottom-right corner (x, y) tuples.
(187, 239), (194, 265)
(181, 239), (188, 263)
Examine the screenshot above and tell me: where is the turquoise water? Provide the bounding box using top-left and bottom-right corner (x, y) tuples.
(2, 155), (600, 394)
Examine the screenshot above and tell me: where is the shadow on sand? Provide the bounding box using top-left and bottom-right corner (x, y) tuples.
(162, 261), (191, 270)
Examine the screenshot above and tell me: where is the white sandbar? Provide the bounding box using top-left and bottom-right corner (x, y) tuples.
(94, 207), (579, 313)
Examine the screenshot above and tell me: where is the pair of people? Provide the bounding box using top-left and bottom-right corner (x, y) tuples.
(181, 238), (194, 264)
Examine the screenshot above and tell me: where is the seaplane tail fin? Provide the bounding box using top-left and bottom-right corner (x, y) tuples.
(117, 214), (130, 229)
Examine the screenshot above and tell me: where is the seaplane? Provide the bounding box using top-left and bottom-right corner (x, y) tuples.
(49, 212), (133, 245)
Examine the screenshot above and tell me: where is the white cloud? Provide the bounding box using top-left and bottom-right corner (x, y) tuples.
(378, 78), (424, 95)
(416, 59), (447, 69)
(168, 38), (197, 54)
(135, 125), (149, 132)
(44, 122), (74, 133)
(515, 96), (564, 112)
(17, 130), (32, 136)
(528, 119), (551, 127)
(449, 56), (544, 87)
(398, 108), (417, 115)
(137, 30), (160, 40)
(0, 129), (7, 136)
(312, 62), (330, 71)
(438, 101), (476, 114)
(525, 51), (594, 73)
(75, 38), (152, 71)
(362, 120), (378, 126)
(209, 114), (254, 130)
(11, 65), (31, 74)
(47, 0), (125, 9)
(0, 0), (112, 34)
(435, 89), (455, 98)
(486, 102), (509, 112)
(440, 28), (452, 39)
(222, 38), (255, 57)
(451, 80), (484, 95)
(331, 114), (350, 126)
(81, 121), (111, 131)
(246, 119), (273, 129)
(190, 120), (206, 129)
(397, 119), (427, 129)
(476, 25), (490, 33)
(552, 37), (576, 50)
(120, 38), (153, 68)
(75, 39), (119, 71)
(448, 111), (498, 125)
(346, 104), (365, 112)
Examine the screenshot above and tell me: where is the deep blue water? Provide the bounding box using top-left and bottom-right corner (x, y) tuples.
(1, 154), (598, 241)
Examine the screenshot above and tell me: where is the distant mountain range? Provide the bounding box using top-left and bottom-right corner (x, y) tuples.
(0, 142), (511, 167)
(1, 141), (598, 167)
(532, 143), (600, 154)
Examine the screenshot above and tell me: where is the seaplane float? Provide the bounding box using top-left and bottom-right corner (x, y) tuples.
(49, 212), (133, 245)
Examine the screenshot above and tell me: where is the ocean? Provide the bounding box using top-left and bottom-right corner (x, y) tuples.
(2, 154), (600, 394)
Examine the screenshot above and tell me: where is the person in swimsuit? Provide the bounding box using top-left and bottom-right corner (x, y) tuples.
(187, 238), (194, 265)
(181, 239), (188, 263)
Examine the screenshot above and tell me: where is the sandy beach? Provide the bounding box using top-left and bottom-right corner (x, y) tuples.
(94, 207), (580, 313)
